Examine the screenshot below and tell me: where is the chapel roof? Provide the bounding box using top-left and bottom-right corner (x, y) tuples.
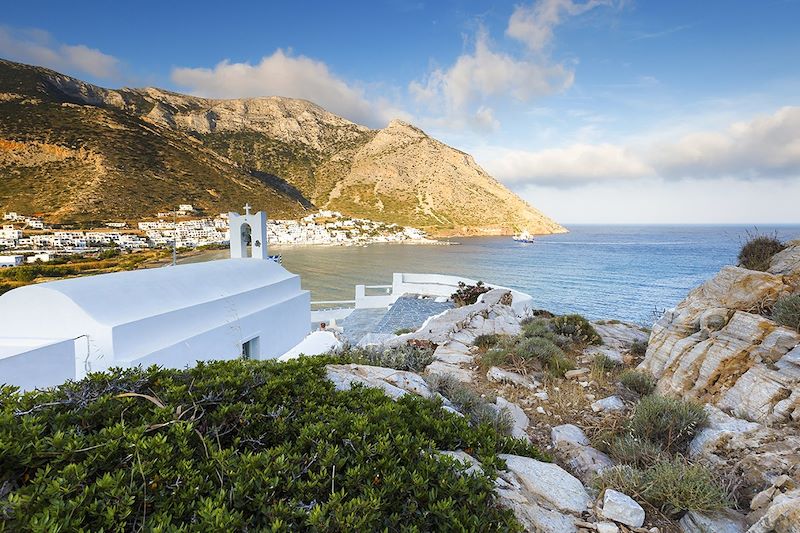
(0, 259), (298, 327)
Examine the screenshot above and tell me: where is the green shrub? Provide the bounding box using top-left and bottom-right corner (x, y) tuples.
(630, 340), (648, 357)
(516, 337), (575, 376)
(628, 395), (707, 453)
(546, 353), (577, 377)
(480, 346), (513, 369)
(606, 434), (665, 468)
(619, 369), (657, 396)
(516, 336), (563, 361)
(473, 333), (508, 351)
(593, 353), (621, 371)
(394, 327), (415, 335)
(551, 314), (602, 345)
(773, 294), (800, 331)
(346, 344), (434, 373)
(738, 233), (785, 271)
(644, 458), (731, 516)
(521, 319), (554, 339)
(451, 281), (490, 307)
(594, 459), (730, 516)
(424, 374), (521, 439)
(0, 358), (541, 531)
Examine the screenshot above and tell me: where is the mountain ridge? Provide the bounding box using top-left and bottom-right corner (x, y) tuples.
(0, 58), (565, 235)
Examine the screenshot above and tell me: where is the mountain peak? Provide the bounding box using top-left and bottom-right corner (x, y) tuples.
(0, 58), (564, 236)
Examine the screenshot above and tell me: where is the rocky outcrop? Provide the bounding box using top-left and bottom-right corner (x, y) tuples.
(386, 289), (523, 382)
(640, 243), (800, 425)
(551, 424), (614, 483)
(640, 241), (800, 526)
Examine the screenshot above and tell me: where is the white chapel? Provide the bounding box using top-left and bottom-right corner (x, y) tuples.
(0, 207), (310, 390)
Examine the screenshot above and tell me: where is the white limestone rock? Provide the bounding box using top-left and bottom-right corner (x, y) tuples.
(679, 509), (747, 533)
(551, 424), (614, 482)
(688, 404), (761, 457)
(591, 396), (625, 413)
(768, 241), (800, 276)
(596, 522), (620, 533)
(326, 364), (432, 400)
(565, 368), (590, 379)
(600, 489), (645, 528)
(433, 342), (474, 364)
(425, 361), (474, 383)
(496, 397), (530, 441)
(747, 488), (800, 533)
(551, 424), (590, 448)
(585, 345), (624, 365)
(592, 321), (649, 351)
(486, 366), (538, 389)
(498, 454), (592, 514)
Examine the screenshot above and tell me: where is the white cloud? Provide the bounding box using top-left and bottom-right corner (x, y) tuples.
(0, 26), (121, 80)
(410, 1), (612, 132)
(519, 177), (800, 224)
(171, 50), (407, 128)
(480, 143), (652, 185)
(507, 0), (613, 52)
(476, 106), (800, 186)
(651, 106), (800, 179)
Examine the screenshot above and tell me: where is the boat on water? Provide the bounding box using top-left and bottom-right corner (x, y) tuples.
(512, 231), (535, 243)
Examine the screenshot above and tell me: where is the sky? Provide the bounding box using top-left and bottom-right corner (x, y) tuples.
(2, 0), (799, 224)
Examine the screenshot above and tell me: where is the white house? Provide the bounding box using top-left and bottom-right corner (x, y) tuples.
(0, 207), (310, 391)
(0, 255), (24, 268)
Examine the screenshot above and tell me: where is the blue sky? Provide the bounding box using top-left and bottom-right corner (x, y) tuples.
(2, 0), (800, 224)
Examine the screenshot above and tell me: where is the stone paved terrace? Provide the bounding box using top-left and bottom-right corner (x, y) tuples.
(339, 295), (454, 345)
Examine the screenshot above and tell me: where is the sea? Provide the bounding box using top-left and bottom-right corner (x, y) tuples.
(191, 225), (800, 326)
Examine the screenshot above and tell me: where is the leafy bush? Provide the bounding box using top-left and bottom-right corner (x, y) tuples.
(594, 459), (730, 516)
(346, 344), (434, 373)
(0, 358), (541, 531)
(773, 294), (800, 332)
(551, 314), (602, 345)
(619, 369), (656, 396)
(738, 233), (785, 271)
(628, 395), (707, 453)
(630, 340), (648, 357)
(393, 327), (415, 335)
(606, 434), (665, 468)
(451, 281), (490, 307)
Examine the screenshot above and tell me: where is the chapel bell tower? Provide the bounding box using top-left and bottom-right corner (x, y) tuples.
(229, 203), (269, 260)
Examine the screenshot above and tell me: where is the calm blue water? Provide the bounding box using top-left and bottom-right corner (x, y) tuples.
(271, 225), (800, 325)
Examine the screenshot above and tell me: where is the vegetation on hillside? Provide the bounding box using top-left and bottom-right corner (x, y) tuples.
(737, 231), (785, 271)
(0, 250), (168, 295)
(0, 356), (544, 531)
(772, 294), (800, 331)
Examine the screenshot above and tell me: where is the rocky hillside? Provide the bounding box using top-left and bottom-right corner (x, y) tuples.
(0, 58), (564, 235)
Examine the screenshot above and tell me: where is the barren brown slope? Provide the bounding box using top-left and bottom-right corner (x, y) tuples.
(0, 59), (311, 222)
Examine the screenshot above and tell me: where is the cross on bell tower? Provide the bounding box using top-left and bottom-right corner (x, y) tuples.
(228, 203), (268, 260)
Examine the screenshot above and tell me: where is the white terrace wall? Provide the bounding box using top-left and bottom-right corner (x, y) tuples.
(391, 273), (533, 315)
